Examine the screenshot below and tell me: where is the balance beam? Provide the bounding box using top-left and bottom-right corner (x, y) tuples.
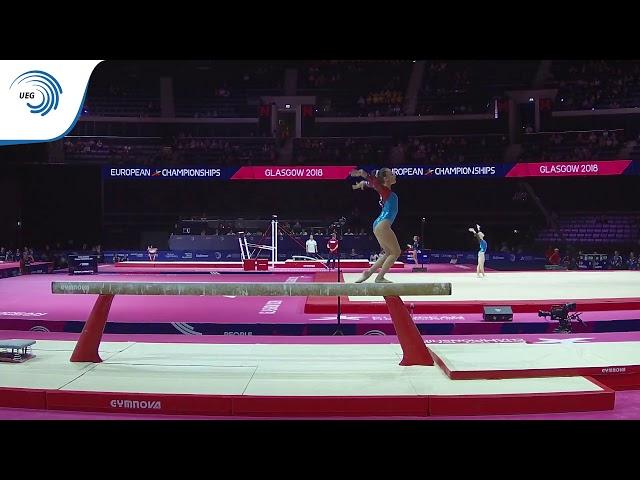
(52, 281), (452, 366)
(52, 281), (450, 297)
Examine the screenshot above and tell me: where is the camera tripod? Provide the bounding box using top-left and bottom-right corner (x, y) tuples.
(552, 312), (585, 334)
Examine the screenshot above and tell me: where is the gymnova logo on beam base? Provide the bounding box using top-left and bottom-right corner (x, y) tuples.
(110, 399), (162, 409)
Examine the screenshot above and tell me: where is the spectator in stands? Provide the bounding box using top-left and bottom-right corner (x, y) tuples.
(349, 248), (359, 259)
(389, 143), (405, 165)
(628, 251), (638, 270)
(40, 245), (51, 261)
(326, 233), (339, 270)
(610, 250), (623, 269)
(92, 244), (103, 263)
(567, 250), (579, 270)
(0, 247), (5, 262)
(548, 248), (561, 266)
(23, 247), (33, 265)
(18, 250), (26, 274)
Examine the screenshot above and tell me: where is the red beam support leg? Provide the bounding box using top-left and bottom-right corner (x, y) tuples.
(384, 295), (432, 366)
(70, 294), (115, 363)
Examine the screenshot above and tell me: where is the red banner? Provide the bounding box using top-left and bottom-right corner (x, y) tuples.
(231, 166), (357, 180)
(505, 160), (632, 178)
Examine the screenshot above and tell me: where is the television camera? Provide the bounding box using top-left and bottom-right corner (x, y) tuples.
(538, 302), (584, 334)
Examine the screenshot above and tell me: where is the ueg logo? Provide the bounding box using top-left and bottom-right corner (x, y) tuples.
(110, 399), (162, 410)
(10, 71), (62, 117)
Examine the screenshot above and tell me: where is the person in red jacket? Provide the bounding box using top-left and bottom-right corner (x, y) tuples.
(326, 232), (339, 270)
(548, 248), (561, 265)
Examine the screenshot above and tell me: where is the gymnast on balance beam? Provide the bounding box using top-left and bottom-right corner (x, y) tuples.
(351, 167), (401, 284)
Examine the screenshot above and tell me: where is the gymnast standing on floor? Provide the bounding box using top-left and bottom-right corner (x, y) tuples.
(147, 245), (158, 262)
(350, 167), (400, 283)
(468, 224), (487, 277)
(407, 235), (420, 266)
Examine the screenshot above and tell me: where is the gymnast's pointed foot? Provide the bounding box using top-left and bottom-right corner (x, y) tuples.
(354, 270), (373, 283)
(375, 276), (393, 283)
